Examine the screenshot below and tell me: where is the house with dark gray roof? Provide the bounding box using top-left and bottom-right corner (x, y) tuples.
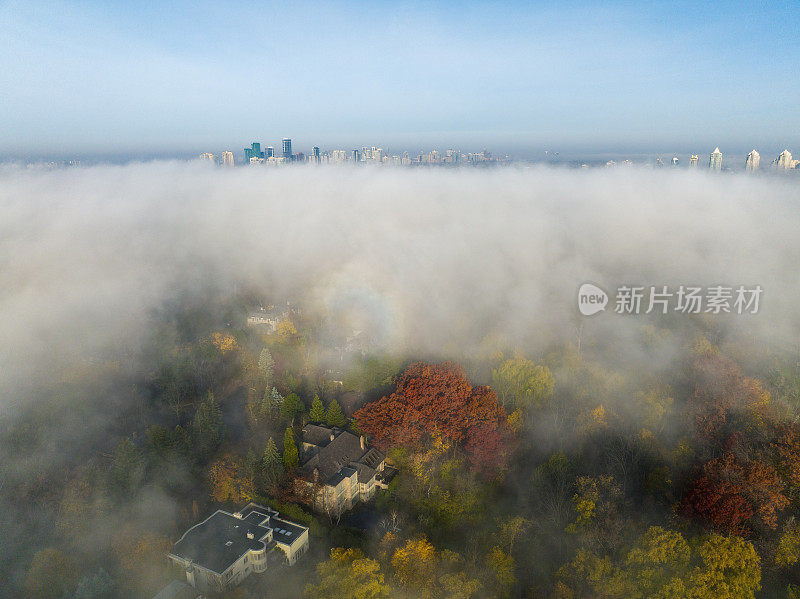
(167, 503), (309, 593)
(300, 424), (387, 515)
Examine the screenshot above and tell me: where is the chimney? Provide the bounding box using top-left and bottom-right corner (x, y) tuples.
(247, 532), (254, 540)
(360, 436), (366, 450)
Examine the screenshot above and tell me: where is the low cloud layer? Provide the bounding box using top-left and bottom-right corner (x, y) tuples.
(1, 162), (798, 414)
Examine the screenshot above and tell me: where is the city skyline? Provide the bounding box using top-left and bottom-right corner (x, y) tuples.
(1, 1), (799, 159)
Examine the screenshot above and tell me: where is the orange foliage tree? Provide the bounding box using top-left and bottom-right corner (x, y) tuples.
(354, 361), (511, 474)
(683, 451), (788, 535)
(688, 345), (770, 442)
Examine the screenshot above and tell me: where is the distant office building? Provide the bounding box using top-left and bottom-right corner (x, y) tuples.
(282, 138), (293, 160)
(708, 147), (723, 171)
(245, 142), (264, 162)
(311, 146), (320, 163)
(774, 149), (793, 170)
(221, 151), (234, 166)
(266, 146), (274, 159)
(671, 156), (679, 167)
(199, 153), (216, 164)
(689, 154), (699, 167)
(352, 149), (360, 162)
(745, 150), (760, 172)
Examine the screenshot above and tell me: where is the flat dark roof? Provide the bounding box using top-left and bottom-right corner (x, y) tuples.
(171, 511), (270, 574)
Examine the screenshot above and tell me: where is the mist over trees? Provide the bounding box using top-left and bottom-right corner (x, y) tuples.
(1, 164), (800, 597)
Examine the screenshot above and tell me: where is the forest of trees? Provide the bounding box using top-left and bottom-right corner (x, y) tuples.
(2, 292), (800, 598)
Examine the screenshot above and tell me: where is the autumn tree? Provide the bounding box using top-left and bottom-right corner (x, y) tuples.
(774, 423), (800, 496)
(326, 398), (347, 428)
(24, 547), (76, 599)
(391, 537), (438, 594)
(355, 361), (510, 474)
(283, 427), (299, 469)
(688, 341), (771, 444)
(683, 452), (788, 535)
(208, 455), (255, 504)
(559, 527), (761, 599)
(492, 356), (554, 411)
(486, 546), (516, 598)
(304, 548), (390, 599)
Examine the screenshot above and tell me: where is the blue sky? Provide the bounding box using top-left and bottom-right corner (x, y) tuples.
(1, 1), (798, 159)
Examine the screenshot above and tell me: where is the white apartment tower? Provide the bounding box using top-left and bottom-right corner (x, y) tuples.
(745, 150), (760, 172)
(708, 147), (723, 171)
(221, 151), (234, 166)
(774, 149), (793, 170)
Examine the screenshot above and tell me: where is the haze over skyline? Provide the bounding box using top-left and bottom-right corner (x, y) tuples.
(1, 0), (798, 160)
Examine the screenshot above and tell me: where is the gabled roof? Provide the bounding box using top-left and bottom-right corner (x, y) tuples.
(302, 424), (337, 448)
(300, 426), (385, 486)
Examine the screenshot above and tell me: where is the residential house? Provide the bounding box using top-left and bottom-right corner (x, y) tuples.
(300, 424), (390, 516)
(168, 503), (309, 593)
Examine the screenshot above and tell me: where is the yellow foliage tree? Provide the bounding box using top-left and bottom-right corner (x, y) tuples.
(211, 332), (238, 354)
(208, 455), (255, 504)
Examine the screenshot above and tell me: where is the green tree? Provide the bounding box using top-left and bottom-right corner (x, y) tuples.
(192, 392), (225, 461)
(281, 392), (305, 423)
(263, 436), (284, 486)
(257, 348), (275, 383)
(326, 398), (347, 428)
(73, 567), (115, 599)
(283, 427), (299, 469)
(305, 548), (390, 599)
(109, 437), (145, 495)
(264, 387), (283, 418)
(24, 547), (76, 599)
(492, 356), (554, 411)
(309, 394), (326, 422)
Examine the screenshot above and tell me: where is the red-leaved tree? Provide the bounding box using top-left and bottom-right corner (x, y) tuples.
(354, 361), (511, 474)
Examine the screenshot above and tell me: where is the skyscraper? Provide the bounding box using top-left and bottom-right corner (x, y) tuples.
(774, 149), (793, 170)
(671, 156), (679, 167)
(266, 146), (274, 159)
(244, 142), (264, 161)
(708, 147), (723, 171)
(221, 151), (234, 166)
(199, 153), (216, 164)
(311, 146), (320, 163)
(689, 154), (699, 167)
(745, 150), (760, 172)
(282, 138), (293, 160)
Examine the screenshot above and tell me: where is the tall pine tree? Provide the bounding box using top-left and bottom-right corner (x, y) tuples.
(262, 436), (284, 486)
(269, 387), (284, 419)
(309, 395), (326, 423)
(257, 348), (275, 385)
(326, 398), (347, 428)
(283, 427), (299, 469)
(192, 392), (224, 461)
